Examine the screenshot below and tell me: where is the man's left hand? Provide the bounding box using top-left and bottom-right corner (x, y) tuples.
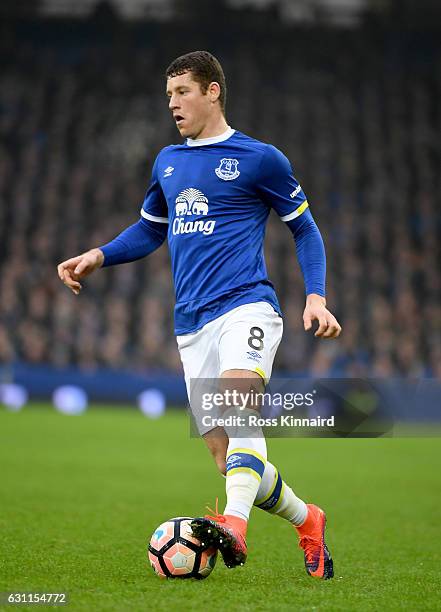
(303, 294), (341, 339)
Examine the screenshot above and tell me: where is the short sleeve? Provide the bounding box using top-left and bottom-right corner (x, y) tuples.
(256, 145), (309, 222)
(140, 156), (169, 223)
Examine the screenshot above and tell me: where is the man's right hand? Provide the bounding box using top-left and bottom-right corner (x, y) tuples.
(57, 248), (104, 295)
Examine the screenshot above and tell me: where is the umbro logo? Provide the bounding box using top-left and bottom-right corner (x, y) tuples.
(290, 184), (302, 199)
(226, 455), (242, 467)
(164, 166), (174, 178)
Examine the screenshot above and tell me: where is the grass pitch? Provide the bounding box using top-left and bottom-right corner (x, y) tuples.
(1, 405), (440, 611)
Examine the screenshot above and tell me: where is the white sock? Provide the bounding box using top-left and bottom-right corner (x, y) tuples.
(254, 461), (308, 526)
(223, 435), (267, 521)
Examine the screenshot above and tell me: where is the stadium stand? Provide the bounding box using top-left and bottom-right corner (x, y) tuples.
(0, 21), (440, 377)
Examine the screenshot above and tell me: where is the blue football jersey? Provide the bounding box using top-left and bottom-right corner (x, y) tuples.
(141, 128), (309, 335)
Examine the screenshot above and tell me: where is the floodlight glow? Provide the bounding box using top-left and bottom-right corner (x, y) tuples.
(53, 385), (88, 415)
(138, 389), (166, 418)
(0, 383), (28, 411)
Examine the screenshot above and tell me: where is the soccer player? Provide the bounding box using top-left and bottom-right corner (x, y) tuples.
(58, 51), (341, 580)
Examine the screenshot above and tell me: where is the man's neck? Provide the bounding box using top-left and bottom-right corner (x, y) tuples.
(191, 116), (229, 140)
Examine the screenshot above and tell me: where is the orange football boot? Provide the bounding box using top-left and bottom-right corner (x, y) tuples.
(191, 501), (248, 568)
(296, 504), (334, 579)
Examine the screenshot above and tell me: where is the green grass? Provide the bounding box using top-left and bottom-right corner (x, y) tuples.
(1, 405), (440, 611)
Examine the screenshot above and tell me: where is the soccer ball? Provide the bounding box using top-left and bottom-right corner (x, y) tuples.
(148, 517), (218, 579)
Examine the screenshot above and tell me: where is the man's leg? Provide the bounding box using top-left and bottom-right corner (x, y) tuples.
(255, 460), (334, 578)
(191, 303), (280, 566)
(202, 409), (307, 530)
(201, 387), (333, 578)
(203, 422), (333, 579)
(191, 303), (333, 577)
(255, 462), (307, 525)
(193, 369), (264, 567)
(203, 423), (308, 527)
(220, 370), (267, 530)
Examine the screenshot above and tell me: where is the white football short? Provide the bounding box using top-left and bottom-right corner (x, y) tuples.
(176, 301), (283, 435)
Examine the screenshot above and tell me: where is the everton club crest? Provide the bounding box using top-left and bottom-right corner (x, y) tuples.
(215, 158), (240, 181)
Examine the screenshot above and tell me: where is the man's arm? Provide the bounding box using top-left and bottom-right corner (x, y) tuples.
(57, 217), (167, 295)
(58, 152), (169, 295)
(286, 210), (340, 338)
(256, 144), (341, 339)
(100, 217), (167, 266)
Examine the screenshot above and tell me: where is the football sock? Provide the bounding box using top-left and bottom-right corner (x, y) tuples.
(223, 434), (267, 530)
(254, 461), (308, 526)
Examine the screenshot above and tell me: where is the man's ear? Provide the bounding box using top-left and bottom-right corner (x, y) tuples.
(208, 81), (221, 104)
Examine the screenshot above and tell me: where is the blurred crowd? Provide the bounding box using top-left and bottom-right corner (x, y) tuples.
(0, 23), (440, 377)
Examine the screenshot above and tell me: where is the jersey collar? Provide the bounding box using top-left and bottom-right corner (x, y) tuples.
(186, 126), (235, 147)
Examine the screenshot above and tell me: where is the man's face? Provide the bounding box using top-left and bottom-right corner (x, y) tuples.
(166, 72), (214, 139)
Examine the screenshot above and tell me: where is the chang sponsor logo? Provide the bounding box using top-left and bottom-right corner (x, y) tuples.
(172, 188), (216, 236)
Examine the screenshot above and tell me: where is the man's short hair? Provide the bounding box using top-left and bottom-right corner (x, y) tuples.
(166, 51), (227, 114)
